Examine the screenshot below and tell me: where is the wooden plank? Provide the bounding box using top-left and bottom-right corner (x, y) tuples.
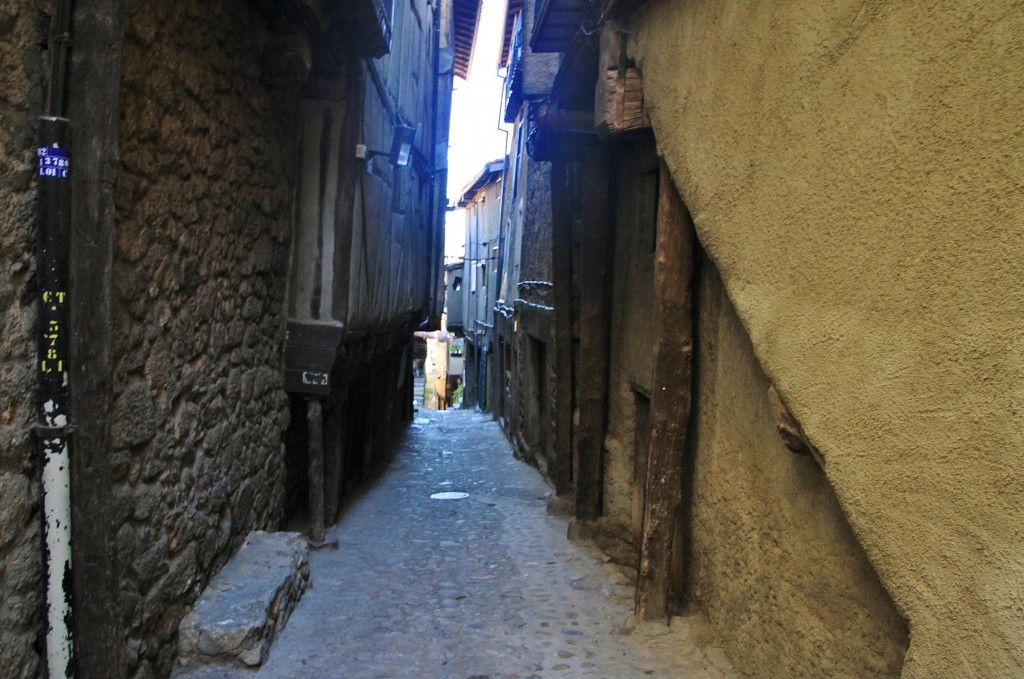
(283, 320), (344, 394)
(331, 59), (362, 324)
(540, 11), (584, 24)
(549, 160), (575, 496)
(306, 398), (326, 544)
(595, 28), (649, 136)
(310, 103), (333, 319)
(67, 0), (127, 676)
(323, 392), (347, 525)
(287, 320), (346, 349)
(631, 391), (651, 550)
(575, 145), (613, 521)
(635, 160), (696, 622)
(284, 368), (332, 395)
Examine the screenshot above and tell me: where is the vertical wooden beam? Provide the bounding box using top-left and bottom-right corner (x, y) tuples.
(508, 335), (522, 444)
(575, 145), (612, 521)
(67, 0), (126, 676)
(401, 343), (413, 423)
(310, 105), (333, 319)
(635, 160), (695, 622)
(549, 159), (575, 496)
(306, 398), (326, 544)
(494, 333), (504, 420)
(323, 391), (346, 526)
(631, 392), (651, 550)
(343, 383), (364, 495)
(330, 60), (362, 324)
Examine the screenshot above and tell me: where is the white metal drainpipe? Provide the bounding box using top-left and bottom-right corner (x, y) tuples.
(40, 395), (74, 679)
(38, 0), (76, 675)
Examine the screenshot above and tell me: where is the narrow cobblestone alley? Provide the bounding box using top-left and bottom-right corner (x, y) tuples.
(205, 410), (737, 679)
(3, 1), (1019, 676)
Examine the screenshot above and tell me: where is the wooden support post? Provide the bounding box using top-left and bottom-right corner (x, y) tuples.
(494, 334), (504, 419)
(386, 345), (402, 436)
(67, 0), (127, 675)
(631, 392), (652, 549)
(307, 398), (326, 545)
(635, 161), (696, 622)
(360, 376), (376, 477)
(402, 344), (413, 422)
(550, 160), (575, 496)
(575, 145), (613, 521)
(343, 389), (362, 496)
(323, 391), (346, 527)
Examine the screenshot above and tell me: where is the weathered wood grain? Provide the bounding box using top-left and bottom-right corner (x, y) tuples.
(67, 0), (127, 675)
(575, 145), (613, 521)
(635, 161), (695, 622)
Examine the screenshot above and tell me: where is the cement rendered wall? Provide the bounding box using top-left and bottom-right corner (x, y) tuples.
(113, 2), (293, 676)
(595, 144), (906, 677)
(690, 261), (908, 678)
(0, 2), (47, 676)
(629, 2), (1023, 676)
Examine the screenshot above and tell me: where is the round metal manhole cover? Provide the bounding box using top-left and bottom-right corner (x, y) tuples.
(430, 491), (469, 500)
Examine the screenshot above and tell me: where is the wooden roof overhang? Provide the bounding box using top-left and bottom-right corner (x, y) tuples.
(499, 0), (525, 67)
(251, 0), (394, 70)
(531, 0), (588, 53)
(541, 0), (646, 108)
(533, 0), (647, 54)
(453, 0), (483, 79)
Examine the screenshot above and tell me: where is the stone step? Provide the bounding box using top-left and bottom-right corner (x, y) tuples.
(173, 531), (310, 676)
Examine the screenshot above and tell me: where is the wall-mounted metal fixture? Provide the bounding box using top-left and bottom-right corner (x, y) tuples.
(355, 123), (419, 172)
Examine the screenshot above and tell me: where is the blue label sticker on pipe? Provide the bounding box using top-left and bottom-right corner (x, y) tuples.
(37, 146), (70, 179)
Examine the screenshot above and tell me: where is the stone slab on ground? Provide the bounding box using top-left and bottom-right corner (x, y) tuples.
(174, 531), (310, 676)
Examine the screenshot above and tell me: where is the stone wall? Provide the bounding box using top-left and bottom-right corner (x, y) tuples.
(0, 2), (47, 676)
(494, 100), (560, 477)
(689, 260), (908, 677)
(521, 0), (560, 98)
(112, 1), (293, 676)
(518, 144), (553, 287)
(630, 2), (1024, 674)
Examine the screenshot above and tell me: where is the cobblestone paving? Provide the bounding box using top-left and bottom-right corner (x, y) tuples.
(235, 409), (737, 678)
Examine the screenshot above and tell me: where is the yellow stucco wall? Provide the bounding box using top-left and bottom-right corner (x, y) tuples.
(627, 1), (1023, 676)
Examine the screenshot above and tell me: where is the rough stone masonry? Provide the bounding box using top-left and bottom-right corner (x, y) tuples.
(0, 2), (50, 676)
(110, 2), (296, 676)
